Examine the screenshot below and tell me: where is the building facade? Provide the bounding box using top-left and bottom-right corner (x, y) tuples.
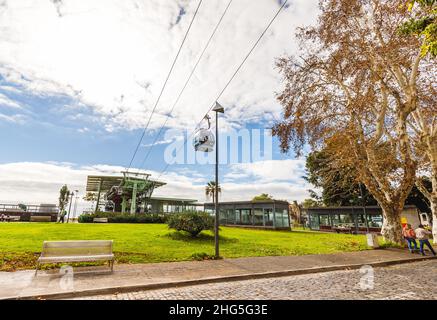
(204, 200), (290, 230)
(303, 205), (423, 233)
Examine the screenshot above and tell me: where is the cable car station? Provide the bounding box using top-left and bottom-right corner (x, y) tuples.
(86, 172), (197, 214)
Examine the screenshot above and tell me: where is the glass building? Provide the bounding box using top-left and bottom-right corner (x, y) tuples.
(204, 200), (290, 230)
(304, 205), (420, 233)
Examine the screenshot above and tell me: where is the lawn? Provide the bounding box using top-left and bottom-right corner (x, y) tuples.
(0, 223), (372, 271)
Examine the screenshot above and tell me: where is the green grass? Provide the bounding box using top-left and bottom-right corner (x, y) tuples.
(0, 223), (372, 271)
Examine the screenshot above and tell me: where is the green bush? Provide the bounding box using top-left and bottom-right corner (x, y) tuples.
(78, 212), (167, 224)
(167, 211), (214, 237)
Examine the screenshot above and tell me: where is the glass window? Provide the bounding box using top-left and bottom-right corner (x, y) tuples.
(331, 214), (340, 227)
(319, 214), (330, 226)
(253, 209), (263, 226)
(219, 209), (227, 224)
(367, 214), (383, 228)
(241, 209), (252, 225)
(309, 213), (319, 230)
(282, 210), (289, 227)
(275, 210), (284, 227)
(264, 209), (273, 226)
(357, 214), (366, 228)
(339, 214), (354, 227)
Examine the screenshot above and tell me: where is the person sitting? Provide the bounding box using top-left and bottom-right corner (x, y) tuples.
(0, 213), (4, 222)
(402, 223), (418, 253)
(414, 224), (436, 256)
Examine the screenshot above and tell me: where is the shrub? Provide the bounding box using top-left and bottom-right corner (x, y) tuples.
(167, 211), (214, 237)
(78, 212), (167, 224)
(190, 252), (218, 261)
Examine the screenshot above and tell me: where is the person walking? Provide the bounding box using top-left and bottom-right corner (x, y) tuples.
(414, 224), (436, 256)
(402, 223), (418, 253)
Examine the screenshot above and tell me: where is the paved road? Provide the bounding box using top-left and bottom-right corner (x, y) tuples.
(73, 260), (437, 300)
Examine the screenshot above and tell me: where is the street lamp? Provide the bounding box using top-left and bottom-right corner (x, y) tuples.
(66, 190), (74, 223)
(212, 102), (224, 259)
(72, 190), (79, 222)
(359, 183), (369, 233)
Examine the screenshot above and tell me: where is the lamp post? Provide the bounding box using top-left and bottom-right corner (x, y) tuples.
(359, 183), (369, 233)
(72, 190), (79, 222)
(213, 102), (224, 259)
(66, 191), (74, 223)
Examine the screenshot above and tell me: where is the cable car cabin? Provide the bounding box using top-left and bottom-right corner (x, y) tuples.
(193, 128), (215, 152)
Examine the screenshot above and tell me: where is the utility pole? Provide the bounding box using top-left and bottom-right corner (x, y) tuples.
(213, 102), (224, 259)
(66, 191), (74, 223)
(359, 183), (369, 233)
(72, 190), (79, 222)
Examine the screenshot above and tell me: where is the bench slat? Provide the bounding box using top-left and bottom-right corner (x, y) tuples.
(38, 254), (114, 263)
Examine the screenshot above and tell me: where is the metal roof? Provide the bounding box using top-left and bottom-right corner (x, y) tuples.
(150, 197), (198, 203)
(86, 175), (166, 192)
(86, 176), (123, 192)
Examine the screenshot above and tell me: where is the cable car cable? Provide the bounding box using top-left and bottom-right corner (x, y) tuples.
(125, 0), (204, 173)
(136, 0), (234, 174)
(156, 0), (289, 180)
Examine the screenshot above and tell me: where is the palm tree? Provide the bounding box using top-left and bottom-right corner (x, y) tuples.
(205, 181), (221, 203)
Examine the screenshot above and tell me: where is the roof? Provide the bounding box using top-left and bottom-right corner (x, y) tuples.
(303, 205), (418, 211)
(86, 175), (166, 192)
(86, 175), (123, 192)
(150, 197), (198, 203)
(204, 200), (290, 206)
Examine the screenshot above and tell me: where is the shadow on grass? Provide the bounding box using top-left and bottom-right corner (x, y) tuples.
(163, 231), (239, 244)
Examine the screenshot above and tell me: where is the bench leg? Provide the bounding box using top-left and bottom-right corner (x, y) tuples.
(110, 260), (114, 272)
(35, 262), (40, 276)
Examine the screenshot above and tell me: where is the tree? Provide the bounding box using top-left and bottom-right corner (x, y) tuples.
(58, 185), (70, 213)
(205, 181), (221, 203)
(252, 193), (273, 201)
(400, 0), (437, 57)
(272, 0), (432, 243)
(301, 198), (321, 209)
(304, 150), (377, 206)
(305, 149), (431, 211)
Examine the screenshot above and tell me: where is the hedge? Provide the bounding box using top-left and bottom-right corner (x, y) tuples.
(78, 212), (167, 224)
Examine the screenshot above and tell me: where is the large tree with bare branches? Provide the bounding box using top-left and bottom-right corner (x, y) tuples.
(273, 0), (434, 243)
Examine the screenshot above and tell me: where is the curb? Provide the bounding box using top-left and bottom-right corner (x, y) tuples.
(8, 255), (436, 300)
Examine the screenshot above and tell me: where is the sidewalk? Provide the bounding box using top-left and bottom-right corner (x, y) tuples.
(0, 248), (435, 300)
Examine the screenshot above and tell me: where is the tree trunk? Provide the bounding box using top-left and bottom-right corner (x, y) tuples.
(380, 206), (403, 244)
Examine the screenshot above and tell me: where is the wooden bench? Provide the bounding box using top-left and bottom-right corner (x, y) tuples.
(30, 216), (52, 222)
(93, 217), (108, 223)
(332, 226), (352, 234)
(35, 240), (114, 275)
(3, 215), (21, 222)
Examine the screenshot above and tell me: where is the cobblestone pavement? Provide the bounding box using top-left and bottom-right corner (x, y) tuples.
(74, 260), (437, 300)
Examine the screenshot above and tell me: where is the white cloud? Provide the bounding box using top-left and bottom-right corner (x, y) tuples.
(0, 113), (26, 123)
(0, 0), (319, 131)
(0, 160), (311, 215)
(226, 159), (307, 184)
(0, 92), (21, 109)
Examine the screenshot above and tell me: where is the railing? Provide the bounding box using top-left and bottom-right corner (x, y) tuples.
(0, 204), (58, 213)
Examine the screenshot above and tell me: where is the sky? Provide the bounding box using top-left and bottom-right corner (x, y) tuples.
(0, 0), (319, 214)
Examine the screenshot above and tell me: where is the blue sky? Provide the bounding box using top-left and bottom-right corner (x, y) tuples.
(0, 0), (318, 209)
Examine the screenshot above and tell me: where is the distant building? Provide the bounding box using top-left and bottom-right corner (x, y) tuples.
(302, 205), (426, 233)
(86, 172), (199, 214)
(204, 200), (290, 230)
